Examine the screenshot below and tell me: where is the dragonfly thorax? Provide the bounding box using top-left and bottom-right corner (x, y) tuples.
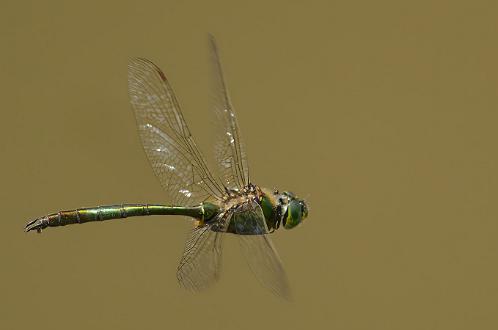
(221, 183), (263, 212)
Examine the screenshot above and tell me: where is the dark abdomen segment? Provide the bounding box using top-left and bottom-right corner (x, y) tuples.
(25, 204), (204, 233)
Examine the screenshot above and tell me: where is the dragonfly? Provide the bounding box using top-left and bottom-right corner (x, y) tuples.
(25, 36), (308, 299)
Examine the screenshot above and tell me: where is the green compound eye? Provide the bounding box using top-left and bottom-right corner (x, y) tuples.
(284, 200), (307, 229)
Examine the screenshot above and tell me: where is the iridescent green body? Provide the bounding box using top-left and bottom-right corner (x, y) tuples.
(25, 36), (309, 299)
(24, 188), (296, 234)
(25, 202), (221, 233)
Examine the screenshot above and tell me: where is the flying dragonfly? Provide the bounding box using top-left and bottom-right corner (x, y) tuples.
(25, 36), (309, 299)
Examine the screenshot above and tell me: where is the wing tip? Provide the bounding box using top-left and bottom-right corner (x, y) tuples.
(128, 57), (168, 82)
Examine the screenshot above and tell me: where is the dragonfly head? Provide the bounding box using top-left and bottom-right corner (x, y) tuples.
(280, 191), (308, 230)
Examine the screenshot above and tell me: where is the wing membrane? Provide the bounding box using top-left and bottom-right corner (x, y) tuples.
(209, 35), (250, 190)
(176, 220), (225, 291)
(232, 201), (292, 299)
(239, 235), (291, 300)
(128, 58), (224, 205)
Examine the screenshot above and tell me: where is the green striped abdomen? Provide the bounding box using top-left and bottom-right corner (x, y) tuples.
(25, 203), (220, 233)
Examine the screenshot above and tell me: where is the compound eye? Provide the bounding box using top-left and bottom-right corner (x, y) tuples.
(300, 201), (308, 219)
(284, 200), (303, 229)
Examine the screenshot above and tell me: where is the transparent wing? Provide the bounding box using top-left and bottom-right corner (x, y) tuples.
(176, 220), (225, 292)
(230, 200), (269, 235)
(232, 201), (292, 299)
(128, 58), (225, 205)
(239, 235), (291, 300)
(209, 35), (250, 190)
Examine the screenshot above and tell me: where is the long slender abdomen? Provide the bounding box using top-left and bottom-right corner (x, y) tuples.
(25, 204), (204, 233)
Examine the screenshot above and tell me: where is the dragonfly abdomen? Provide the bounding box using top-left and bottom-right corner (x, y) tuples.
(25, 204), (209, 233)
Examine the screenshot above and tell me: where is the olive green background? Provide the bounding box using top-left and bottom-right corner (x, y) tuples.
(2, 1), (497, 329)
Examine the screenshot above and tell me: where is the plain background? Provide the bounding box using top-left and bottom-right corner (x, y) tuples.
(2, 1), (497, 329)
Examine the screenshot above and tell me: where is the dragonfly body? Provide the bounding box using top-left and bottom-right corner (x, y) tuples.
(26, 36), (308, 299)
(25, 203), (218, 233)
(26, 184), (305, 235)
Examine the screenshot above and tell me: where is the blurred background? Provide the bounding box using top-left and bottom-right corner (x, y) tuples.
(1, 1), (497, 329)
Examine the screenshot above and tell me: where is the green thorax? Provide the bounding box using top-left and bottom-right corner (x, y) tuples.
(215, 186), (283, 234)
(260, 188), (280, 231)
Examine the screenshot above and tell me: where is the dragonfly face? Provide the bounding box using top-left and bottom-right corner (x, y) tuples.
(262, 190), (308, 229)
(275, 191), (308, 230)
